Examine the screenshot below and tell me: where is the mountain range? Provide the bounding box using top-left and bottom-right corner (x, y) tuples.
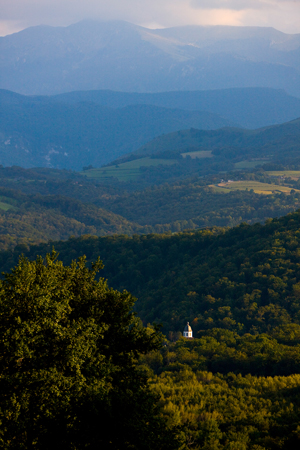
(1, 88), (300, 170)
(1, 20), (300, 97)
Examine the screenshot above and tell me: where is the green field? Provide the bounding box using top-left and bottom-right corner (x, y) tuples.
(211, 180), (299, 195)
(234, 160), (268, 169)
(0, 201), (15, 211)
(268, 171), (300, 180)
(181, 150), (213, 159)
(82, 158), (177, 181)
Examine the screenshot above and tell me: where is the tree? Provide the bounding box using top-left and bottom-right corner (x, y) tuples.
(0, 252), (178, 449)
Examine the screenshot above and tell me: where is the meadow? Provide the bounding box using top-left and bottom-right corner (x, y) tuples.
(0, 195), (18, 211)
(82, 157), (177, 181)
(0, 201), (14, 211)
(267, 170), (300, 180)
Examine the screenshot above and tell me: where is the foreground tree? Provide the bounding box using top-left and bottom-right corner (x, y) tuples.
(0, 252), (178, 449)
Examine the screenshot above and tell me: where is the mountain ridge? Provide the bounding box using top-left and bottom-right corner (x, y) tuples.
(1, 20), (300, 96)
(48, 87), (300, 129)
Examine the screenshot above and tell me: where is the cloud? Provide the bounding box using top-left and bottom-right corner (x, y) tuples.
(0, 0), (300, 36)
(191, 0), (300, 8)
(191, 0), (267, 11)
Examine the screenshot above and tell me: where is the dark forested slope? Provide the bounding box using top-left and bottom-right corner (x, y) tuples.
(4, 209), (300, 337)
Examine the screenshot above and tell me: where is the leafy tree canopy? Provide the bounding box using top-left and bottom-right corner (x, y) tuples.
(0, 252), (177, 449)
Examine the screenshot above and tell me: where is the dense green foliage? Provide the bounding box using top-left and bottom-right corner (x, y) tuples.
(0, 252), (177, 449)
(151, 369), (300, 449)
(141, 328), (300, 377)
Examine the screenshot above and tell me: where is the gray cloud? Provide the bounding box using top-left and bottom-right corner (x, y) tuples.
(191, 0), (266, 11)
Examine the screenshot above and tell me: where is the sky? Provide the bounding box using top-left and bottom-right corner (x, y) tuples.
(1, 0), (300, 37)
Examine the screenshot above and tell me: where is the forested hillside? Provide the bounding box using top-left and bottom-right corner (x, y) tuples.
(126, 118), (300, 162)
(99, 118), (300, 185)
(95, 177), (300, 229)
(0, 186), (147, 250)
(3, 208), (300, 336)
(2, 166), (300, 250)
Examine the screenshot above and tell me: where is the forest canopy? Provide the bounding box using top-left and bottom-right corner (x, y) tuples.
(0, 252), (177, 449)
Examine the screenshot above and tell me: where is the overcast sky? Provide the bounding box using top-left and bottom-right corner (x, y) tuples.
(1, 0), (300, 36)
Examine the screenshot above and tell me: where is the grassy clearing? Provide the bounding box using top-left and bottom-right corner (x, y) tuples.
(81, 157), (177, 181)
(234, 160), (267, 169)
(0, 196), (18, 206)
(267, 171), (300, 180)
(0, 201), (15, 211)
(181, 150), (213, 159)
(210, 180), (300, 195)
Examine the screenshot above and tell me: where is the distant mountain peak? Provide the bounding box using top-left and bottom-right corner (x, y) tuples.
(0, 20), (299, 96)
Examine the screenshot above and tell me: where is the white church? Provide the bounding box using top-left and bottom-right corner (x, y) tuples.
(183, 322), (193, 338)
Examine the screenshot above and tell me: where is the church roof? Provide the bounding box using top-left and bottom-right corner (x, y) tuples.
(184, 322), (192, 332)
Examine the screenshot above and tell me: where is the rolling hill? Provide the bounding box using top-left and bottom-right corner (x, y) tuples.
(128, 117), (300, 161)
(0, 89), (233, 170)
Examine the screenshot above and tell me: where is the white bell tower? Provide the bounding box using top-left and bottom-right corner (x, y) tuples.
(183, 322), (193, 338)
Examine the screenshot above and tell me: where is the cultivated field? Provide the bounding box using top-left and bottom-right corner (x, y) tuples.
(82, 157), (177, 181)
(211, 180), (300, 195)
(267, 171), (300, 180)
